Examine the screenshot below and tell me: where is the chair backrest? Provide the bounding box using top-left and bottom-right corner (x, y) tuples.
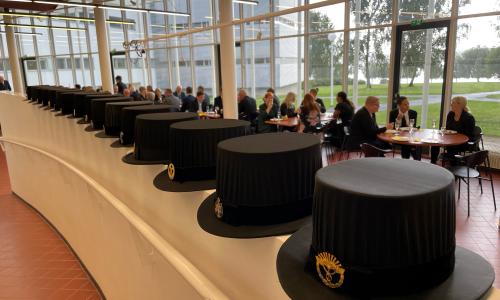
(463, 150), (489, 168)
(360, 143), (386, 158)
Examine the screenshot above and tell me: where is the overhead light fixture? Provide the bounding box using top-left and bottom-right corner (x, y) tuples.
(2, 23), (85, 31)
(34, 0), (94, 8)
(0, 12), (134, 25)
(233, 0), (258, 5)
(31, 1), (190, 17)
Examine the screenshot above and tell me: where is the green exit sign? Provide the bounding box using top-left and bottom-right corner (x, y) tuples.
(411, 19), (424, 27)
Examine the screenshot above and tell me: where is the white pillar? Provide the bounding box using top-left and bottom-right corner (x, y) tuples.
(94, 8), (114, 93)
(4, 16), (24, 94)
(219, 0), (238, 119)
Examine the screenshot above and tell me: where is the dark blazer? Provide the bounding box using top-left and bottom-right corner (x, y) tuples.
(257, 103), (279, 133)
(389, 109), (417, 128)
(238, 96), (257, 121)
(214, 96), (223, 109)
(350, 107), (387, 145)
(273, 95), (280, 107)
(446, 111), (475, 138)
(188, 100), (208, 113)
(0, 80), (11, 91)
(316, 98), (326, 113)
(181, 94), (196, 112)
(280, 103), (297, 118)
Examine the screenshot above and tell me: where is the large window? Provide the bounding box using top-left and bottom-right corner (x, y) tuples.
(453, 15), (500, 137)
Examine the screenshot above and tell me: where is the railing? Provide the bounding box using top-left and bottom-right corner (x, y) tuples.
(0, 137), (229, 300)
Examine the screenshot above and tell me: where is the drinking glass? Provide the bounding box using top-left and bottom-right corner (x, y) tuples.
(277, 111), (281, 120)
(432, 119), (437, 130)
(395, 119), (401, 135)
(440, 126), (446, 137)
(409, 118), (415, 130)
(214, 106), (219, 114)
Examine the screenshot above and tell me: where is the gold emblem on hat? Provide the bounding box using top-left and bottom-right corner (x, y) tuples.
(167, 163), (175, 180)
(315, 252), (345, 289)
(214, 197), (223, 219)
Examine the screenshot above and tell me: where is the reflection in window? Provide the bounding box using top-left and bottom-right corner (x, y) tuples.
(350, 0), (392, 28)
(398, 0), (451, 22)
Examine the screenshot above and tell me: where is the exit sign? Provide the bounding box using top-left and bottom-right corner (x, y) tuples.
(411, 19), (424, 27)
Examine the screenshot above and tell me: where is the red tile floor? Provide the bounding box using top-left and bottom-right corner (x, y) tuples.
(324, 150), (500, 289)
(0, 152), (103, 299)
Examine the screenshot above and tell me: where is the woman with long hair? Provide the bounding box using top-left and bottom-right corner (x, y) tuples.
(280, 92), (298, 118)
(299, 93), (321, 133)
(333, 91), (355, 125)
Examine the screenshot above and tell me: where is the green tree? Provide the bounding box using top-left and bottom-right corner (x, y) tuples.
(308, 11), (343, 86)
(485, 47), (500, 79)
(457, 47), (491, 82)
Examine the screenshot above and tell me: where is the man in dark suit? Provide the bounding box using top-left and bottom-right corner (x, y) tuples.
(350, 96), (393, 150)
(267, 88), (280, 107)
(309, 88), (326, 113)
(389, 96), (421, 160)
(237, 89), (257, 122)
(189, 91), (208, 112)
(181, 86), (196, 112)
(0, 76), (12, 91)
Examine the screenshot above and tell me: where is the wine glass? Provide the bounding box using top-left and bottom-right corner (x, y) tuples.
(214, 106), (219, 115)
(409, 118), (415, 130)
(432, 119), (437, 130)
(277, 111), (281, 120)
(395, 119), (401, 135)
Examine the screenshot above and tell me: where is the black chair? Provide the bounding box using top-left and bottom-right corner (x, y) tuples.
(440, 126), (483, 166)
(360, 143), (392, 158)
(339, 126), (361, 160)
(448, 150), (496, 217)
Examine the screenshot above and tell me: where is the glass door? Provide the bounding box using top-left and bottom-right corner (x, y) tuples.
(393, 20), (450, 128)
(110, 51), (129, 85)
(20, 57), (39, 88)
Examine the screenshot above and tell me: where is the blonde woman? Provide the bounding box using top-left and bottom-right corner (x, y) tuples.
(430, 96), (476, 164)
(280, 92), (298, 118)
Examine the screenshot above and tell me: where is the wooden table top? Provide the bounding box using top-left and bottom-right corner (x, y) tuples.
(265, 114), (334, 128)
(377, 128), (469, 147)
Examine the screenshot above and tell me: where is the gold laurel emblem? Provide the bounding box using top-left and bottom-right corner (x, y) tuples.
(167, 163), (175, 180)
(315, 252), (345, 289)
(214, 197), (223, 219)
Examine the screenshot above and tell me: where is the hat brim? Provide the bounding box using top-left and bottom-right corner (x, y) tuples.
(153, 169), (215, 193)
(197, 192), (311, 239)
(276, 222), (495, 300)
(121, 152), (167, 166)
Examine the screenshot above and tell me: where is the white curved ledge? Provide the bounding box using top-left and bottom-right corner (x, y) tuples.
(0, 137), (229, 300)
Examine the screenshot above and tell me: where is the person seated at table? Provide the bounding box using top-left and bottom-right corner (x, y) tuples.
(74, 84), (81, 90)
(188, 91), (208, 113)
(173, 85), (186, 99)
(181, 86), (196, 112)
(430, 96), (476, 164)
(123, 89), (131, 97)
(324, 91), (355, 147)
(154, 88), (162, 103)
(128, 84), (141, 101)
(389, 96), (421, 160)
(309, 88), (326, 113)
(146, 91), (156, 102)
(280, 92), (298, 118)
(138, 86), (148, 101)
(113, 85), (119, 95)
(299, 93), (322, 133)
(267, 88), (280, 106)
(197, 85), (210, 105)
(163, 88), (181, 107)
(238, 89), (257, 122)
(257, 92), (279, 133)
(350, 96), (393, 151)
(147, 85), (154, 93)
